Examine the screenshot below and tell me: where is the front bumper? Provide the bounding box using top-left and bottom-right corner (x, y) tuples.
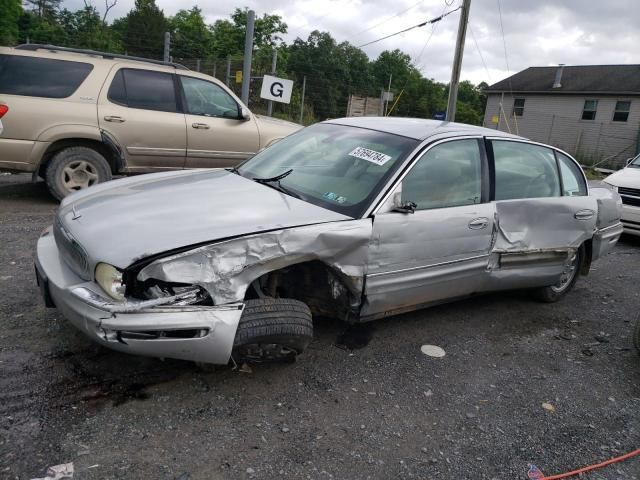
(36, 227), (244, 364)
(621, 204), (640, 237)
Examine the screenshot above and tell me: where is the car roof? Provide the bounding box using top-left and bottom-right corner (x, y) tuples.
(324, 116), (524, 141)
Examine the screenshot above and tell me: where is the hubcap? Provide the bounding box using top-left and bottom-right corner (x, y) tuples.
(551, 252), (578, 293)
(62, 160), (99, 191)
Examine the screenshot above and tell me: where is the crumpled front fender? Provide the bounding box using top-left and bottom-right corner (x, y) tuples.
(138, 220), (373, 305)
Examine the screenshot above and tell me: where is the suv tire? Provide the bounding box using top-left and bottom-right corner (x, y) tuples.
(531, 247), (583, 303)
(232, 298), (313, 363)
(45, 146), (112, 200)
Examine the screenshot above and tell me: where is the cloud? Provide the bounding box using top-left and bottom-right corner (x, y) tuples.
(62, 0), (640, 85)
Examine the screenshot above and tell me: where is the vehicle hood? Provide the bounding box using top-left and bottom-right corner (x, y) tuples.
(604, 167), (640, 189)
(57, 169), (349, 269)
(254, 114), (300, 129)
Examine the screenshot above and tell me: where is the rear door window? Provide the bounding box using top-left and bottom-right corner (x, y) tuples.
(108, 68), (178, 113)
(492, 140), (561, 200)
(0, 54), (93, 98)
(557, 152), (587, 196)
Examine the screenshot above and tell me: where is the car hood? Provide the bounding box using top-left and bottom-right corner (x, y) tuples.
(604, 167), (640, 189)
(57, 169), (349, 269)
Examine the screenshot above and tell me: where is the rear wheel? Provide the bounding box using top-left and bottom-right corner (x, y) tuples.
(531, 248), (583, 303)
(45, 146), (112, 200)
(232, 298), (313, 363)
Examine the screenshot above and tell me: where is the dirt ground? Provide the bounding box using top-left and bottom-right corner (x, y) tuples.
(1, 173), (639, 480)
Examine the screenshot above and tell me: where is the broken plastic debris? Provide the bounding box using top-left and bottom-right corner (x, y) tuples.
(420, 345), (446, 358)
(31, 462), (74, 480)
(542, 402), (556, 412)
(239, 363), (253, 374)
(527, 464), (545, 479)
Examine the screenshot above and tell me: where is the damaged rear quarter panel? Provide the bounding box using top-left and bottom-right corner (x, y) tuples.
(137, 220), (373, 305)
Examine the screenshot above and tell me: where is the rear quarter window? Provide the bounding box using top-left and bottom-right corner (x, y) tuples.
(0, 54), (93, 98)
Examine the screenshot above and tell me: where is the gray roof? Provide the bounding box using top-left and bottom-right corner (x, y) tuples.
(485, 65), (640, 95)
(325, 116), (520, 141)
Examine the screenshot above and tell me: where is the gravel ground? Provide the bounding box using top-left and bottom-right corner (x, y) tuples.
(1, 173), (639, 480)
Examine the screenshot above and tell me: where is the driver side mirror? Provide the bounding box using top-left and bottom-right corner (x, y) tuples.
(240, 106), (251, 121)
(626, 157), (634, 166)
(391, 192), (417, 214)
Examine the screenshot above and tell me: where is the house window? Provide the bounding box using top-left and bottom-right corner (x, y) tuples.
(581, 100), (598, 120)
(512, 98), (525, 117)
(613, 101), (631, 122)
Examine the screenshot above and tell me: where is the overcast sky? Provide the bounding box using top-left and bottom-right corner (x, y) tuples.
(66, 0), (640, 85)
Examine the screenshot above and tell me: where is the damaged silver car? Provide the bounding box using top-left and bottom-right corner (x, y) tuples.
(35, 117), (623, 364)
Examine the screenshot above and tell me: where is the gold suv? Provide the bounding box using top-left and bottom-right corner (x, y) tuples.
(0, 44), (300, 199)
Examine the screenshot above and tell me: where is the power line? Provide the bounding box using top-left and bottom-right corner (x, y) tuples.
(469, 23), (491, 82)
(496, 0), (511, 80)
(357, 6), (461, 48)
(355, 0), (426, 37)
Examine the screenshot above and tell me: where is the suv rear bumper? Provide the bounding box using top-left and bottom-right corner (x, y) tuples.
(36, 227), (244, 364)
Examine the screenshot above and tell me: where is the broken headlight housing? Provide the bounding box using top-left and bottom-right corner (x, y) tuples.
(95, 263), (126, 301)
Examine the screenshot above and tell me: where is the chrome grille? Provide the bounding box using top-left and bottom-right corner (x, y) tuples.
(618, 186), (640, 197)
(53, 216), (91, 280)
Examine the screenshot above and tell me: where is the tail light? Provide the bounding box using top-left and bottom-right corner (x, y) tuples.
(0, 105), (8, 118)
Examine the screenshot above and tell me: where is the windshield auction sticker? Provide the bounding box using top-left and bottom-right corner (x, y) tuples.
(349, 146), (392, 166)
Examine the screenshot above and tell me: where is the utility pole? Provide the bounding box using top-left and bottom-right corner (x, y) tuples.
(241, 10), (256, 106)
(163, 32), (170, 63)
(299, 76), (307, 124)
(384, 74), (392, 116)
(225, 56), (231, 86)
(266, 49), (278, 117)
(445, 0), (471, 122)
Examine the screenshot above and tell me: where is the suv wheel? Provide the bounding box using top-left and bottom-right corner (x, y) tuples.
(232, 298), (313, 363)
(45, 146), (112, 200)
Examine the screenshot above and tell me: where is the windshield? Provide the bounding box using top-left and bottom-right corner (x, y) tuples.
(629, 154), (640, 168)
(237, 123), (419, 217)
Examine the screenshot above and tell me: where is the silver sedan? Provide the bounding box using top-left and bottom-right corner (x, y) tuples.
(35, 117), (623, 364)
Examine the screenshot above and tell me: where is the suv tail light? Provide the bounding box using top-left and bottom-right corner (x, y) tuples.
(0, 105), (8, 118)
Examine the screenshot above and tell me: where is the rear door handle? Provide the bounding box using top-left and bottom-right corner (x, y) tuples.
(192, 123), (210, 129)
(574, 209), (594, 220)
(468, 217), (489, 230)
(103, 115), (125, 123)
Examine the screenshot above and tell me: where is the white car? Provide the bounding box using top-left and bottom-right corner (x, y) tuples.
(603, 154), (640, 236)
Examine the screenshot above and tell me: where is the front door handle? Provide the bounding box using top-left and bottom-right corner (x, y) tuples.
(192, 123), (210, 129)
(468, 217), (489, 230)
(103, 115), (125, 123)
(574, 209), (594, 220)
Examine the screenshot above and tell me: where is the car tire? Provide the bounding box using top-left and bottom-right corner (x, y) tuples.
(633, 318), (640, 356)
(45, 146), (112, 200)
(232, 298), (313, 363)
(531, 247), (583, 303)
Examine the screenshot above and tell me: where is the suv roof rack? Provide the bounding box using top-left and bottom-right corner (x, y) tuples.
(15, 44), (190, 70)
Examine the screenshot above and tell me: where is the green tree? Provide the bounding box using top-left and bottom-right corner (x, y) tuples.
(169, 7), (213, 59)
(58, 6), (122, 52)
(0, 0), (22, 45)
(211, 8), (287, 57)
(24, 0), (61, 17)
(117, 0), (167, 59)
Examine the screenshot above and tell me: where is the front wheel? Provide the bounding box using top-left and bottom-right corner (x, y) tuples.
(531, 248), (583, 303)
(232, 298), (313, 363)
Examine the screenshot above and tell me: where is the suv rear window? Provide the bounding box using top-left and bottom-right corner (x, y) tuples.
(0, 54), (93, 98)
(107, 68), (177, 113)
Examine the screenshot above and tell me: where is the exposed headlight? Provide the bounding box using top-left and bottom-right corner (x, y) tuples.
(95, 263), (126, 301)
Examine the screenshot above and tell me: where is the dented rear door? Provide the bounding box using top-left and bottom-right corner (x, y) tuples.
(485, 139), (597, 290)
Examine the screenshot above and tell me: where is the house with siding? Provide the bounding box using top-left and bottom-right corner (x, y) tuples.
(482, 65), (640, 168)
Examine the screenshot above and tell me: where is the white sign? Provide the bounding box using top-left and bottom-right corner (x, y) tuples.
(260, 75), (293, 104)
(349, 146), (392, 166)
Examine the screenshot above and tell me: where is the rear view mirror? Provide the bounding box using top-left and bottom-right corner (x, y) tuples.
(391, 192), (416, 214)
